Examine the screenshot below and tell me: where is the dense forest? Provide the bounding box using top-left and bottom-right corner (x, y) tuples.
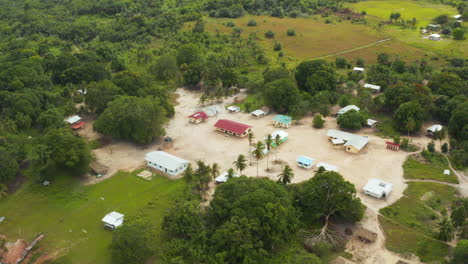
(0, 0), (467, 263)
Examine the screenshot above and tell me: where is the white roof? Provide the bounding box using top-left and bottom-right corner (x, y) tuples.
(316, 162), (338, 172)
(338, 105), (360, 115)
(215, 171), (239, 183)
(364, 84), (381, 91)
(297, 156), (315, 165)
(427, 124), (443, 133)
(102, 211), (124, 227)
(353, 67), (364, 72)
(227, 106), (240, 112)
(203, 106), (220, 116)
(453, 15), (462, 19)
(65, 115), (81, 124)
(367, 119), (378, 126)
(327, 129), (369, 150)
(331, 138), (345, 145)
(251, 109), (265, 116)
(444, 170), (450, 175)
(430, 34), (441, 38)
(363, 179), (393, 197)
(271, 130), (288, 140)
(145, 151), (189, 171)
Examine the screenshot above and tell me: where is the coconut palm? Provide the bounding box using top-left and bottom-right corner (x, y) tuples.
(226, 168), (236, 180)
(211, 163), (221, 180)
(247, 132), (254, 165)
(233, 154), (247, 175)
(277, 165), (294, 185)
(405, 117), (416, 138)
(265, 134), (273, 171)
(274, 134), (281, 162)
(183, 164), (194, 193)
(252, 141), (265, 177)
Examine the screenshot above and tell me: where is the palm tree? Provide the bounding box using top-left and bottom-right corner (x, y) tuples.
(211, 163), (221, 180)
(274, 134), (281, 162)
(183, 164), (194, 193)
(438, 216), (455, 241)
(277, 165), (294, 185)
(252, 141), (265, 177)
(405, 117), (416, 138)
(247, 132), (254, 165)
(226, 168), (236, 180)
(265, 134), (273, 171)
(233, 154), (247, 175)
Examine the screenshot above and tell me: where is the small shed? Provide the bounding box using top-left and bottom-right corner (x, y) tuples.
(453, 14), (462, 20)
(429, 34), (441, 41)
(355, 227), (377, 243)
(353, 67), (364, 73)
(65, 115), (81, 125)
(444, 170), (450, 175)
(386, 141), (400, 151)
(227, 106), (241, 113)
(251, 109), (266, 118)
(102, 212), (124, 230)
(215, 171), (240, 184)
(270, 130), (288, 147)
(363, 178), (393, 199)
(427, 24), (440, 31)
(364, 84), (381, 92)
(296, 156), (315, 169)
(367, 119), (378, 127)
(90, 161), (108, 177)
(337, 105), (360, 115)
(316, 162), (339, 172)
(272, 115), (292, 128)
(188, 112), (208, 124)
(427, 124), (443, 137)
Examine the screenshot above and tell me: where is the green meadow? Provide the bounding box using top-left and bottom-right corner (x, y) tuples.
(0, 171), (185, 263)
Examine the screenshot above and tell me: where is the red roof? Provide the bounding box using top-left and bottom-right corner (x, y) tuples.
(71, 121), (85, 129)
(188, 111), (208, 120)
(386, 141), (400, 147)
(214, 119), (252, 134)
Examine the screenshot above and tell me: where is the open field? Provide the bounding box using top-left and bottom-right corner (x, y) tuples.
(403, 154), (458, 183)
(379, 181), (457, 261)
(0, 171), (184, 263)
(188, 15), (431, 64)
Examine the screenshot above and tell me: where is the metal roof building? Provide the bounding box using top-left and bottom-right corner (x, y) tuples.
(337, 105), (360, 115)
(363, 178), (393, 199)
(145, 151), (189, 176)
(327, 129), (369, 153)
(214, 119), (252, 137)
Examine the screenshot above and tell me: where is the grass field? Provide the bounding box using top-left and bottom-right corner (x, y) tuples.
(379, 181), (456, 262)
(0, 171), (185, 263)
(403, 154), (458, 183)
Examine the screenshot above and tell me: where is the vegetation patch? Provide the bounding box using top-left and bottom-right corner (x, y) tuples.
(403, 153), (458, 183)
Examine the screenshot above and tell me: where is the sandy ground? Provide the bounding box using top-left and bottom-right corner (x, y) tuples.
(1, 239), (26, 264)
(79, 88), (464, 263)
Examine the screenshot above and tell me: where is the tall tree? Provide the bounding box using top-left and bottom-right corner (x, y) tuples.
(85, 80), (122, 113)
(233, 154), (247, 175)
(183, 164), (194, 193)
(265, 134), (273, 171)
(274, 134), (281, 161)
(438, 216), (455, 241)
(252, 141), (265, 177)
(211, 163), (221, 180)
(247, 132), (254, 165)
(394, 101), (425, 133)
(277, 165), (294, 185)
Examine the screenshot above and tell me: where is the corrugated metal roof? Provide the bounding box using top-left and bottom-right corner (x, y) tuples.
(327, 129), (369, 150)
(214, 119), (252, 134)
(65, 115), (81, 124)
(316, 162), (339, 172)
(145, 151), (189, 171)
(296, 156), (314, 166)
(338, 105), (360, 115)
(427, 124), (443, 133)
(273, 115), (292, 124)
(189, 112), (208, 120)
(363, 178), (393, 197)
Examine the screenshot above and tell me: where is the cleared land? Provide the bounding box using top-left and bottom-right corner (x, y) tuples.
(0, 171), (184, 263)
(403, 154), (458, 184)
(379, 181), (457, 262)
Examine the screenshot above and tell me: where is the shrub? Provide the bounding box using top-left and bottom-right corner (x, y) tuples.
(453, 28), (465, 40)
(274, 42), (282, 51)
(335, 57), (347, 68)
(361, 11), (367, 15)
(265, 30), (275, 38)
(441, 143), (448, 153)
(226, 21), (235, 27)
(247, 19), (257, 26)
(393, 136), (401, 145)
(313, 115), (325, 128)
(356, 57), (365, 67)
(427, 141), (436, 153)
(325, 19), (332, 24)
(401, 138), (409, 149)
(287, 29), (296, 36)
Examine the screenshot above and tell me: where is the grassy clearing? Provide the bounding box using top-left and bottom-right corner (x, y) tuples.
(379, 216), (450, 263)
(0, 171), (185, 263)
(403, 154), (458, 183)
(379, 181), (456, 262)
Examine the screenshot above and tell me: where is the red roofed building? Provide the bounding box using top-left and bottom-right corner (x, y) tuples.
(188, 112), (208, 124)
(214, 119), (252, 137)
(71, 121), (85, 130)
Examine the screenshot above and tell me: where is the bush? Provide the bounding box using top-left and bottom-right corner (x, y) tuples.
(265, 30), (275, 38)
(274, 42), (282, 51)
(356, 58), (365, 67)
(361, 11), (367, 15)
(225, 21), (235, 27)
(247, 19), (257, 26)
(338, 95), (350, 107)
(335, 57), (347, 69)
(427, 141), (436, 153)
(453, 28), (465, 40)
(337, 110), (366, 130)
(325, 19), (332, 24)
(453, 240), (468, 264)
(313, 115), (325, 128)
(287, 29), (296, 36)
(441, 143), (448, 153)
(393, 136), (401, 145)
(401, 137), (409, 149)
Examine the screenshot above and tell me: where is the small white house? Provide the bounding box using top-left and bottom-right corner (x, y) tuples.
(296, 156), (315, 169)
(427, 124), (443, 136)
(251, 109), (266, 118)
(429, 34), (441, 41)
(227, 106), (241, 113)
(215, 171), (239, 184)
(315, 162), (339, 172)
(353, 67), (364, 73)
(145, 151), (189, 176)
(453, 15), (462, 20)
(65, 115), (81, 124)
(367, 119), (378, 127)
(444, 170), (450, 176)
(102, 212), (124, 230)
(364, 84), (381, 92)
(363, 179), (393, 199)
(337, 105), (360, 116)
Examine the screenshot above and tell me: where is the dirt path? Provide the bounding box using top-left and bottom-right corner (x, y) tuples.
(312, 38), (391, 60)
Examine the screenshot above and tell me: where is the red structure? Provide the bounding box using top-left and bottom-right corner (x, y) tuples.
(386, 141), (400, 151)
(188, 111), (209, 123)
(214, 119), (252, 137)
(71, 121), (85, 130)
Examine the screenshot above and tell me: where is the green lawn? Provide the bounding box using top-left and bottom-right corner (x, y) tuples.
(0, 171), (185, 263)
(403, 154), (459, 183)
(379, 182), (456, 262)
